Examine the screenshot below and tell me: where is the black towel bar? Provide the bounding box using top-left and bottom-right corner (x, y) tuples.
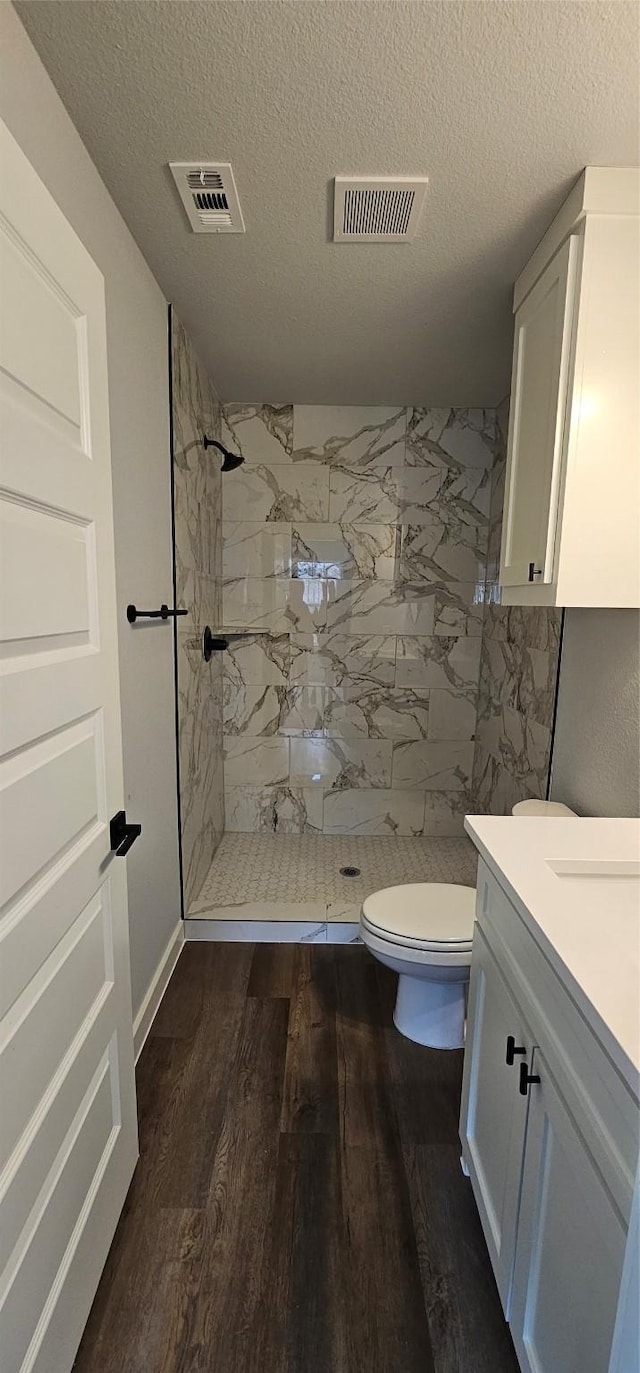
(126, 604), (188, 623)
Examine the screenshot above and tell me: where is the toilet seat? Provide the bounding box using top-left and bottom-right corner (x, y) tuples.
(360, 921), (473, 967)
(361, 882), (475, 952)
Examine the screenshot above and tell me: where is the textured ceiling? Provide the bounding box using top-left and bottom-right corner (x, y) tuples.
(16, 1), (640, 405)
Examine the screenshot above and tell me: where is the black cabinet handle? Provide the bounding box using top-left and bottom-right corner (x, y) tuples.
(110, 809), (142, 857)
(506, 1035), (527, 1066)
(528, 562), (542, 582)
(519, 1061), (541, 1096)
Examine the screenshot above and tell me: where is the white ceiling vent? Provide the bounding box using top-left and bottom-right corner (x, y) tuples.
(170, 162), (245, 234)
(333, 176), (428, 242)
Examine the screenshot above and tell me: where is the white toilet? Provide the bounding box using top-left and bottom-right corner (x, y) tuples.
(361, 882), (475, 1049)
(360, 798), (578, 1049)
(510, 799), (576, 817)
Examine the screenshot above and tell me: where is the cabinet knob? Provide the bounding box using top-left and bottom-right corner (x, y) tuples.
(519, 1061), (541, 1096)
(506, 1035), (527, 1066)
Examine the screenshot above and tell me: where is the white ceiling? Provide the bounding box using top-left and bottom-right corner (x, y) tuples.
(16, 0), (640, 405)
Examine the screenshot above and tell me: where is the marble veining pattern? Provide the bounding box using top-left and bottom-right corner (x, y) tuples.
(224, 402), (293, 464)
(223, 575), (329, 633)
(222, 522), (292, 579)
(293, 405), (407, 468)
(291, 522), (399, 580)
(172, 312), (225, 909)
(471, 398), (562, 815)
(224, 785), (324, 835)
(326, 578), (484, 638)
(222, 461), (330, 523)
(289, 736), (393, 790)
(323, 686), (431, 741)
(289, 633), (396, 687)
(395, 634), (481, 691)
(220, 404), (496, 835)
(392, 739), (475, 792)
(399, 515), (487, 584)
(224, 735), (290, 788)
(223, 683), (325, 737)
(321, 788), (426, 836)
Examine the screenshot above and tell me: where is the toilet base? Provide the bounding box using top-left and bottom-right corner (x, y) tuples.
(393, 971), (467, 1049)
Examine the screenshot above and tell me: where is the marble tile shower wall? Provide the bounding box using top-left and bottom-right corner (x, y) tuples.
(171, 313), (225, 908)
(220, 405), (496, 835)
(472, 399), (562, 813)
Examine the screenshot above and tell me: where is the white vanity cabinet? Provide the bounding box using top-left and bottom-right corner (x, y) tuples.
(460, 925), (532, 1312)
(500, 167), (640, 608)
(460, 857), (639, 1373)
(509, 1047), (627, 1373)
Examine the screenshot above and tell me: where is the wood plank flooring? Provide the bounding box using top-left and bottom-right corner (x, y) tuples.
(74, 944), (518, 1373)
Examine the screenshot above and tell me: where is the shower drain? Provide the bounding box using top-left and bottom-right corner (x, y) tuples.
(340, 865), (361, 878)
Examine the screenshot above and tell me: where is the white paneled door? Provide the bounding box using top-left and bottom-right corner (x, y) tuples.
(0, 121), (138, 1372)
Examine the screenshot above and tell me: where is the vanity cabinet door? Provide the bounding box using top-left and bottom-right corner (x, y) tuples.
(459, 926), (533, 1314)
(510, 1049), (627, 1373)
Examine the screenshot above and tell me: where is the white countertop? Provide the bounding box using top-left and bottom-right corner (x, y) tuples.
(464, 816), (640, 1095)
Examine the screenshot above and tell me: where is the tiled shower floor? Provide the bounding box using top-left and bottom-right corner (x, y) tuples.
(187, 833), (478, 934)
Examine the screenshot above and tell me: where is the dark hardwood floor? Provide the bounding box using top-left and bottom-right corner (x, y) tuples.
(74, 943), (518, 1373)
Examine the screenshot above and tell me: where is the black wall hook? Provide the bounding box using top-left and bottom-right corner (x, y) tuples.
(127, 604), (188, 623)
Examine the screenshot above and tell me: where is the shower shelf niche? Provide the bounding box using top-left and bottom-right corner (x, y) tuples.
(215, 627), (271, 635)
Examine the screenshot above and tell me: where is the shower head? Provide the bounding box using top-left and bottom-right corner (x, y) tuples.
(202, 435), (244, 472)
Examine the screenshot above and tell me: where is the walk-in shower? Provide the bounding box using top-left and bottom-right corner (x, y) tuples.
(170, 310), (562, 939)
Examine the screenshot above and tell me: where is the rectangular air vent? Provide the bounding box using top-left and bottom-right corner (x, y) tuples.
(333, 176), (428, 242)
(170, 162), (245, 234)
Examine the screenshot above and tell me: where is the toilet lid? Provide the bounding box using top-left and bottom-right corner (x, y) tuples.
(512, 799), (577, 817)
(362, 883), (476, 946)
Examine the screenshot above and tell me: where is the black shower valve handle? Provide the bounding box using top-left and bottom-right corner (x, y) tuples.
(202, 626), (228, 660)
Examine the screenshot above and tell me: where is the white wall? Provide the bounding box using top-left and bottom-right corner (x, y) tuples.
(551, 610), (640, 817)
(0, 4), (182, 1018)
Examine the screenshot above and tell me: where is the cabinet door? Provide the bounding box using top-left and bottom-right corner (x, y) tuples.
(500, 234), (579, 588)
(459, 926), (533, 1313)
(510, 1050), (627, 1373)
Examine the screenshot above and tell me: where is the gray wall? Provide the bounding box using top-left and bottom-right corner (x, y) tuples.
(551, 611), (640, 817)
(0, 4), (182, 1018)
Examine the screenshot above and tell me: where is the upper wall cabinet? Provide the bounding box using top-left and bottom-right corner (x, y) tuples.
(500, 168), (640, 607)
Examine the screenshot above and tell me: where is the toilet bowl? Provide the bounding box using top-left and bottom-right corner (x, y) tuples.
(360, 883), (476, 1049)
(361, 798), (578, 1050)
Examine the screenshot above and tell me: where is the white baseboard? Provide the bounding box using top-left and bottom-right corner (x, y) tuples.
(133, 920), (184, 1062)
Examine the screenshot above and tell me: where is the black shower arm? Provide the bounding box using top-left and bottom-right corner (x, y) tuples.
(202, 434), (244, 471)
(202, 435), (226, 456)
